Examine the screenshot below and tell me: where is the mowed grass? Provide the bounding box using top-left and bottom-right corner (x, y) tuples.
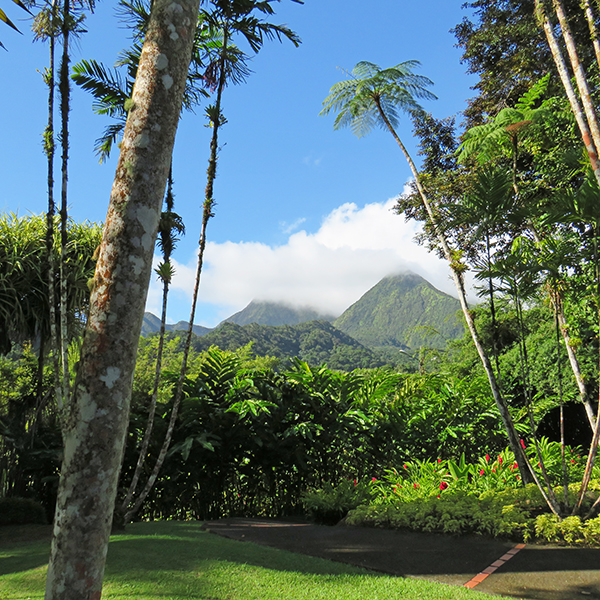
(0, 521), (509, 600)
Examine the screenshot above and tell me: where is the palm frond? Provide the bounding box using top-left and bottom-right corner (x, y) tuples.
(72, 59), (130, 118)
(95, 121), (126, 163)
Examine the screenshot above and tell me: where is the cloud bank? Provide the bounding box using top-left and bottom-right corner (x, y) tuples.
(147, 196), (469, 327)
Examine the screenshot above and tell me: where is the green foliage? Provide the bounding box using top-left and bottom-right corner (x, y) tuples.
(320, 61), (436, 138)
(190, 320), (384, 371)
(122, 343), (506, 520)
(0, 213), (102, 355)
(348, 480), (600, 545)
(333, 273), (464, 351)
(301, 479), (374, 525)
(0, 497), (46, 526)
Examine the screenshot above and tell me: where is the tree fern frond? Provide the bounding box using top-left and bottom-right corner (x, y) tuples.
(515, 74), (550, 112)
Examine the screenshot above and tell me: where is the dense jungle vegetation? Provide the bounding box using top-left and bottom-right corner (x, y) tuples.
(3, 0), (600, 566)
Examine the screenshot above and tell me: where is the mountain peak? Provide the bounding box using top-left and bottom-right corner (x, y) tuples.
(334, 272), (463, 349)
(219, 300), (335, 327)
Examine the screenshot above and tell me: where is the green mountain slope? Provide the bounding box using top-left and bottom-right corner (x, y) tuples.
(221, 301), (335, 327)
(334, 272), (464, 350)
(190, 320), (384, 370)
(142, 312), (211, 337)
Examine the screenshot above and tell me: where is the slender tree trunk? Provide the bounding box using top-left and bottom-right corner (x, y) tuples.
(116, 265), (170, 527)
(44, 0), (199, 596)
(374, 99), (532, 483)
(122, 29), (229, 524)
(573, 227), (600, 515)
(44, 18), (63, 415)
(59, 0), (71, 403)
(536, 0), (600, 183)
(580, 0), (600, 68)
(551, 288), (596, 428)
(552, 0), (600, 155)
(555, 304), (570, 509)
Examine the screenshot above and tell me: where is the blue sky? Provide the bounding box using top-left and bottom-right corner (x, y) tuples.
(1, 0), (477, 327)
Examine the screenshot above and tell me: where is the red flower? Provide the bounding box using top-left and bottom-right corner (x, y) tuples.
(413, 482), (419, 489)
(439, 481), (448, 491)
(479, 469), (484, 476)
(353, 479), (357, 486)
(520, 439), (526, 449)
(372, 477), (377, 482)
(498, 456), (503, 465)
(437, 458), (442, 463)
(485, 454), (490, 463)
(403, 464), (408, 470)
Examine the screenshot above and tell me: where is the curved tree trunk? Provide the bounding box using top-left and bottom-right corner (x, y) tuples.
(116, 170), (177, 529)
(44, 0), (200, 596)
(551, 288), (596, 428)
(374, 99), (533, 484)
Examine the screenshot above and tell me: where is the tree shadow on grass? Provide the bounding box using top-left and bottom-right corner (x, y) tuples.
(105, 521), (367, 577)
(0, 526), (52, 576)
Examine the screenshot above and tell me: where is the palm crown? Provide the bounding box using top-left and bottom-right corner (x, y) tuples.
(320, 61), (436, 138)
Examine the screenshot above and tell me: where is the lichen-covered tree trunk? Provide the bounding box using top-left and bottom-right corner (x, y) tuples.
(44, 0), (200, 597)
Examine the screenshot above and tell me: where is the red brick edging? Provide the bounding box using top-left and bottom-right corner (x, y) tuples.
(463, 543), (526, 589)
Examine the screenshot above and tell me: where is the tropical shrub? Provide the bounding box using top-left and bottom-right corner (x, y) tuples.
(301, 478), (375, 525)
(348, 482), (600, 545)
(0, 497), (47, 526)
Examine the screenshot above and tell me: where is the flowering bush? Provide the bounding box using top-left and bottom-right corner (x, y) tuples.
(346, 482), (600, 545)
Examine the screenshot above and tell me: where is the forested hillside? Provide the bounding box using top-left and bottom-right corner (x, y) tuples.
(334, 272), (463, 349)
(189, 320), (387, 370)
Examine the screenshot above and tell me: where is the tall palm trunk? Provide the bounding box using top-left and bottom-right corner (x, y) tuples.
(44, 0), (200, 594)
(58, 0), (71, 407)
(535, 0), (600, 183)
(373, 98), (532, 483)
(116, 171), (175, 527)
(43, 8), (63, 415)
(573, 224), (600, 515)
(122, 29), (230, 525)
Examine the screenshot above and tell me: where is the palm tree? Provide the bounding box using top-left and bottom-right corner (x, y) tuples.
(0, 0), (32, 49)
(320, 60), (532, 483)
(122, 0), (301, 525)
(115, 169), (185, 527)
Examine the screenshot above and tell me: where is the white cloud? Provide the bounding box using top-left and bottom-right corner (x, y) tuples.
(279, 217), (307, 235)
(148, 191), (475, 327)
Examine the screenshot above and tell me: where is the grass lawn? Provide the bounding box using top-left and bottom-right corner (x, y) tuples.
(0, 521), (511, 599)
